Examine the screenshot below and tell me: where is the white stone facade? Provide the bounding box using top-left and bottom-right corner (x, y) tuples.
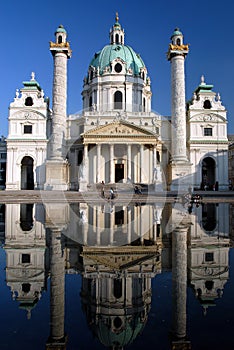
(6, 73), (50, 190)
(4, 19), (229, 192)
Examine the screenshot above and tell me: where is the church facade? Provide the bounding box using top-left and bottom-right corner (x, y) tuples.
(5, 15), (229, 192)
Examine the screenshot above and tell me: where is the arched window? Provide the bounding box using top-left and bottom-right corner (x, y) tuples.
(25, 97), (33, 106)
(90, 70), (93, 81)
(58, 35), (62, 44)
(21, 156), (34, 190)
(114, 91), (122, 109)
(22, 283), (31, 293)
(20, 203), (33, 231)
(204, 99), (211, 109)
(142, 71), (145, 80)
(115, 34), (119, 44)
(205, 280), (214, 291)
(143, 97), (146, 112)
(176, 38), (181, 45)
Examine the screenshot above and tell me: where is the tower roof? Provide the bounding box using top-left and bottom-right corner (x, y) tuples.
(171, 27), (182, 38)
(195, 75), (214, 93)
(22, 72), (42, 92)
(55, 24), (67, 34)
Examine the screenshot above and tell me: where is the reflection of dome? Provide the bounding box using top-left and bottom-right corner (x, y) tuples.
(90, 312), (147, 349)
(89, 44), (145, 76)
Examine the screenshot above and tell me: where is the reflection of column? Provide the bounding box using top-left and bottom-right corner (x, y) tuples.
(127, 144), (131, 181)
(46, 227), (66, 349)
(153, 146), (157, 170)
(96, 144), (101, 183)
(127, 207), (131, 244)
(84, 144), (89, 181)
(110, 144), (114, 183)
(171, 225), (190, 349)
(96, 206), (101, 246)
(110, 212), (114, 245)
(140, 145), (144, 183)
(140, 206), (144, 244)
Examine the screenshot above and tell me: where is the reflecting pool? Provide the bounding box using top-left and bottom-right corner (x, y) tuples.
(0, 201), (234, 349)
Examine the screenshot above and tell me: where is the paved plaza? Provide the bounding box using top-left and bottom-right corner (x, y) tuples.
(0, 189), (233, 204)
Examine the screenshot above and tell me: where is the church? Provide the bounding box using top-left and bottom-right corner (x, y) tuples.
(5, 14), (229, 192)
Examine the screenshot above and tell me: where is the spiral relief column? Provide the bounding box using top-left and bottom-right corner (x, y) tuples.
(46, 227), (66, 349)
(44, 25), (72, 190)
(167, 29), (191, 191)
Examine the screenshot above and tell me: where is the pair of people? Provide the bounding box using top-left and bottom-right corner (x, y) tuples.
(101, 183), (115, 200)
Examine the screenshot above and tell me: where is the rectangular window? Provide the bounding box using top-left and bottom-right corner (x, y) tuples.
(24, 125), (32, 134)
(22, 254), (31, 264)
(204, 127), (212, 136)
(0, 153), (6, 159)
(205, 252), (214, 262)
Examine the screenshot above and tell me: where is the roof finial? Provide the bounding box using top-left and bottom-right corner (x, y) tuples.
(116, 12), (119, 22)
(201, 75), (205, 84)
(31, 72), (35, 81)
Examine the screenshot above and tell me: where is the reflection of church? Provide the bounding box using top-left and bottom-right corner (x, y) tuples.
(1, 200), (232, 348)
(188, 203), (230, 315)
(4, 203), (47, 319)
(5, 14), (229, 191)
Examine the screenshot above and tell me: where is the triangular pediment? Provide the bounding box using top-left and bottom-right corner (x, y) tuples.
(82, 121), (157, 138)
(82, 252), (158, 270)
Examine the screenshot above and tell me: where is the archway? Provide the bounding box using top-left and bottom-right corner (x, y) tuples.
(20, 204), (34, 231)
(21, 156), (34, 190)
(201, 203), (217, 232)
(201, 157), (216, 190)
(114, 91), (123, 109)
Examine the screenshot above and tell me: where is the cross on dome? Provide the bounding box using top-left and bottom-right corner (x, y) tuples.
(115, 12), (119, 22)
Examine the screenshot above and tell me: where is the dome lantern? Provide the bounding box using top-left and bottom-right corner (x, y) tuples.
(109, 12), (125, 45)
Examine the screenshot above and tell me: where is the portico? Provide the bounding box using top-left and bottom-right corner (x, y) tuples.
(79, 121), (160, 187)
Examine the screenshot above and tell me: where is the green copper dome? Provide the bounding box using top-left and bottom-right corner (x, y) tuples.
(89, 44), (145, 76)
(55, 24), (67, 34)
(171, 27), (182, 38)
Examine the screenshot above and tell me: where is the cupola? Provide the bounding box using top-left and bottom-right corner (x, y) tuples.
(170, 27), (183, 46)
(109, 12), (125, 45)
(55, 24), (67, 44)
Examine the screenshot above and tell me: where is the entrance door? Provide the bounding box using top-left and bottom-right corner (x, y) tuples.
(115, 164), (124, 183)
(201, 157), (215, 190)
(21, 156), (34, 190)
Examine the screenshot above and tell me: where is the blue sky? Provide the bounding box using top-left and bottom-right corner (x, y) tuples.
(1, 0), (234, 137)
